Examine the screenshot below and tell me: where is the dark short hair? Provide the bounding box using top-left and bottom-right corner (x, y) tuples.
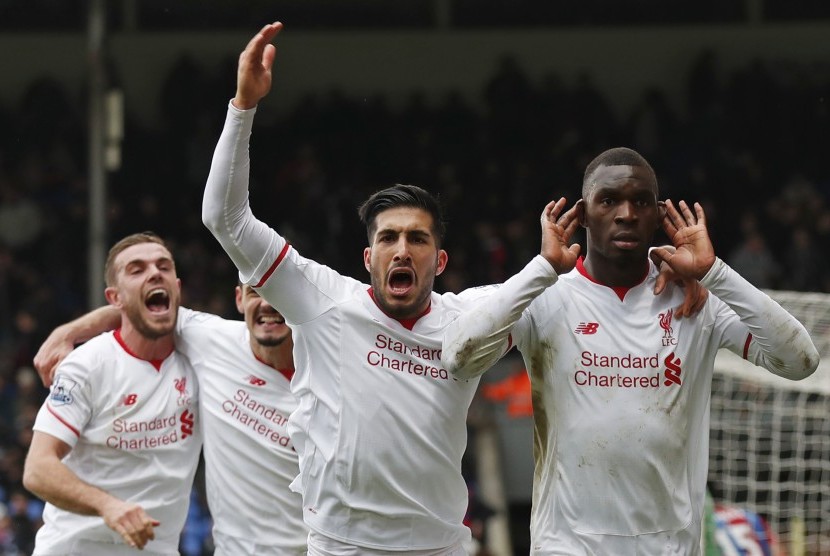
(357, 184), (446, 247)
(104, 231), (172, 286)
(582, 147), (658, 198)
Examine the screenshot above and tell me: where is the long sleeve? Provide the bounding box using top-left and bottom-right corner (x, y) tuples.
(202, 102), (284, 283)
(703, 257), (819, 380)
(442, 255), (558, 379)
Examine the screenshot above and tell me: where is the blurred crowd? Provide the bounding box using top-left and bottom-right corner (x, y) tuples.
(5, 0), (830, 31)
(1, 46), (829, 552)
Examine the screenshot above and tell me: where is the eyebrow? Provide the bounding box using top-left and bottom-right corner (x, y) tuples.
(376, 226), (432, 237)
(123, 256), (174, 270)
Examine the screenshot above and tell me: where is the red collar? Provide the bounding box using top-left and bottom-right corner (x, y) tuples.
(575, 257), (648, 302)
(367, 287), (431, 330)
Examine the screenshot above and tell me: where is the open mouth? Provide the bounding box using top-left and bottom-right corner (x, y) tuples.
(256, 314), (285, 326)
(145, 288), (170, 313)
(388, 268), (415, 296)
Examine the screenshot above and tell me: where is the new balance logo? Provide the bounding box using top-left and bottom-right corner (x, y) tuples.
(574, 322), (600, 335)
(121, 393), (138, 406)
(246, 376), (267, 386)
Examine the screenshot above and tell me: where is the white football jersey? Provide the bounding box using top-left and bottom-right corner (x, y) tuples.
(32, 330), (201, 556)
(254, 245), (478, 550)
(204, 104), (479, 550)
(515, 259), (747, 554)
(442, 255), (817, 556)
(174, 308), (307, 554)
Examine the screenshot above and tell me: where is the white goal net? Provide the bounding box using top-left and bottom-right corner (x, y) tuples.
(709, 290), (830, 556)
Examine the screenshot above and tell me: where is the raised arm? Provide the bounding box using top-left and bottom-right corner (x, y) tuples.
(202, 22), (286, 282)
(653, 200), (819, 379)
(442, 198), (580, 379)
(33, 305), (120, 387)
(232, 22), (280, 111)
(24, 432), (160, 549)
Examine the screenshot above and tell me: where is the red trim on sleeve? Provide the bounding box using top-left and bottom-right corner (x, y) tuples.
(743, 333), (753, 359)
(506, 333), (514, 353)
(255, 243), (291, 288)
(46, 405), (80, 438)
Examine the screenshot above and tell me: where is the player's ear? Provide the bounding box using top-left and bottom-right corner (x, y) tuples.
(575, 199), (586, 228)
(104, 286), (121, 308)
(436, 249), (448, 276)
(234, 285), (244, 314)
(363, 247), (372, 273)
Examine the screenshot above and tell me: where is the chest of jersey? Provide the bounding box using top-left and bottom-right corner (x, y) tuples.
(90, 359), (197, 451)
(521, 275), (719, 537)
(524, 276), (716, 421)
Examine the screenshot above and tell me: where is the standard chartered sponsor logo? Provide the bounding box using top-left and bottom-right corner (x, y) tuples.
(581, 351), (660, 369)
(367, 334), (450, 380)
(220, 389), (292, 447)
(374, 334), (442, 360)
(108, 411), (189, 449)
(575, 350), (662, 388)
(113, 414), (177, 433)
(574, 370), (661, 388)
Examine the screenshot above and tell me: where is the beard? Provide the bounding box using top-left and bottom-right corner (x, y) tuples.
(124, 302), (177, 339)
(254, 334), (288, 348)
(370, 273), (434, 320)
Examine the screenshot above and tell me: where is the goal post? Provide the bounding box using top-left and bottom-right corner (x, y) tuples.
(709, 290), (830, 556)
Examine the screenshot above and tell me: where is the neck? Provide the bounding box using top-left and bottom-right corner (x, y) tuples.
(119, 320), (175, 361)
(250, 339), (294, 370)
(582, 251), (650, 288)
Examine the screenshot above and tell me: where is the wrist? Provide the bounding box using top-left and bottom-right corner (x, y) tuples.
(54, 323), (75, 345)
(697, 255), (717, 281)
(231, 95), (257, 111)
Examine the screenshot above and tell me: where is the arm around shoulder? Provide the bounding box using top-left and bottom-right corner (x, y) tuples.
(34, 305), (121, 387)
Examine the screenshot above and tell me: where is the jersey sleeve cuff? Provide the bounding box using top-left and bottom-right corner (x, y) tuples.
(699, 257), (727, 289)
(531, 254), (559, 285)
(227, 99), (258, 132)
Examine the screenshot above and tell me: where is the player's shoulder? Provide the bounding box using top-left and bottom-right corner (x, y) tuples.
(534, 268), (578, 301)
(177, 307), (244, 335)
(67, 330), (119, 362)
(444, 283), (501, 304)
(557, 265), (586, 284)
(55, 331), (121, 381)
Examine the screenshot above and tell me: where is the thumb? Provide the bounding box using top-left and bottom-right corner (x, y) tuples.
(262, 43), (276, 70)
(654, 272), (667, 295)
(651, 246), (671, 266)
(651, 247), (671, 295)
